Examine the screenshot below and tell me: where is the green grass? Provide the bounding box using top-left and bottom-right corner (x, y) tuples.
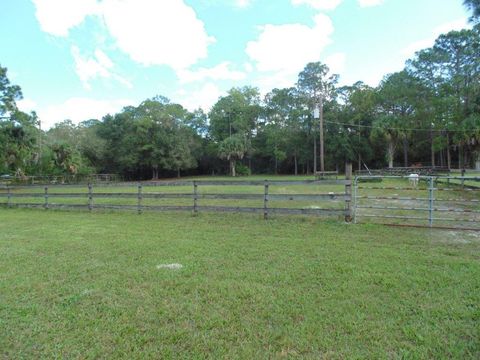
(1, 208), (479, 358)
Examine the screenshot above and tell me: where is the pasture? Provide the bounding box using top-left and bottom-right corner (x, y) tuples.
(1, 208), (479, 358)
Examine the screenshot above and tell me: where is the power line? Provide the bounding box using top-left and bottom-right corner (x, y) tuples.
(324, 119), (479, 133)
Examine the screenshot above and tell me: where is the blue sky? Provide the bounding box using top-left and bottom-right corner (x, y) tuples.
(0, 0), (470, 128)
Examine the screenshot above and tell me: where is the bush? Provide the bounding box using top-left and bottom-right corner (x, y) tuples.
(235, 164), (251, 176)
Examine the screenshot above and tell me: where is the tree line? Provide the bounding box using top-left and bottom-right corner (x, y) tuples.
(1, 19), (479, 179)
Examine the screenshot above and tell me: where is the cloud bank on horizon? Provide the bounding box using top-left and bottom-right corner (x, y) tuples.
(5, 0), (469, 128)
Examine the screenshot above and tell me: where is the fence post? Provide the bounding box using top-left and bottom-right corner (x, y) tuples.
(428, 177), (434, 227)
(345, 162), (352, 222)
(88, 183), (93, 212)
(353, 176), (358, 224)
(7, 186), (11, 208)
(264, 180), (269, 220)
(193, 181), (198, 215)
(44, 186), (49, 210)
(137, 183), (142, 215)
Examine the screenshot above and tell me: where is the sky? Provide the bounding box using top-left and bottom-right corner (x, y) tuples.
(0, 0), (471, 129)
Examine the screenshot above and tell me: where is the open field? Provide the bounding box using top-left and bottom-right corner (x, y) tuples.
(1, 208), (479, 358)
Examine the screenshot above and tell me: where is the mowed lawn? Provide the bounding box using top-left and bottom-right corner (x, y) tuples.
(0, 209), (479, 358)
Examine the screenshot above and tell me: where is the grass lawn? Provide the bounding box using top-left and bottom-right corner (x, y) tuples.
(0, 209), (479, 358)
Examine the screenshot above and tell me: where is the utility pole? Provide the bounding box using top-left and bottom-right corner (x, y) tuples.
(313, 130), (317, 174)
(313, 96), (325, 174)
(319, 96), (324, 173)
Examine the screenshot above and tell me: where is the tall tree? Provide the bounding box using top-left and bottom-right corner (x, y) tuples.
(133, 98), (199, 179)
(408, 26), (480, 168)
(209, 87), (261, 176)
(0, 65), (40, 176)
(297, 62), (338, 172)
(337, 82), (376, 170)
(0, 65), (22, 117)
(376, 71), (423, 167)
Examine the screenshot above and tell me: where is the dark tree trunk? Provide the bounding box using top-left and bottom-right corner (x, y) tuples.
(459, 144), (463, 169)
(430, 130), (435, 168)
(152, 165), (159, 180)
(294, 153), (298, 176)
(387, 141), (395, 168)
(403, 137), (409, 167)
(446, 133), (451, 170)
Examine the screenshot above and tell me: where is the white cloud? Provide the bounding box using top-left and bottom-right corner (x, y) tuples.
(175, 83), (223, 111)
(395, 18), (471, 92)
(38, 98), (134, 129)
(291, 0), (342, 11)
(357, 0), (383, 8)
(255, 70), (299, 95)
(177, 62), (246, 83)
(32, 0), (215, 72)
(100, 0), (215, 70)
(234, 0), (252, 8)
(246, 14), (335, 94)
(434, 18), (470, 35)
(71, 46), (132, 90)
(244, 63), (254, 73)
(324, 52), (346, 75)
(246, 13), (334, 74)
(17, 98), (38, 113)
(32, 0), (100, 36)
(401, 18), (470, 57)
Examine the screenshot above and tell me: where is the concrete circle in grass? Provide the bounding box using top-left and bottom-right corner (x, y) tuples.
(156, 263), (183, 270)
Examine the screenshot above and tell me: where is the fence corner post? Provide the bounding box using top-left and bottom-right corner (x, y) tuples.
(264, 180), (269, 220)
(137, 183), (142, 215)
(428, 177), (434, 228)
(345, 162), (352, 223)
(44, 185), (49, 210)
(7, 186), (11, 208)
(88, 183), (93, 212)
(193, 180), (198, 216)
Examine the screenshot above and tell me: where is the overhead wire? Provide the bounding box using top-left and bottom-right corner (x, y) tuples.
(323, 119), (479, 133)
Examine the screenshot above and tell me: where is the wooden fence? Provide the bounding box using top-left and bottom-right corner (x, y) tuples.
(355, 167), (451, 176)
(0, 178), (354, 221)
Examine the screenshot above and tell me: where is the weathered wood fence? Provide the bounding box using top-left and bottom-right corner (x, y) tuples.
(0, 176), (354, 221)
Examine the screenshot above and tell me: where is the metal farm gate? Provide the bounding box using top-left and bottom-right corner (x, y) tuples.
(353, 176), (480, 230)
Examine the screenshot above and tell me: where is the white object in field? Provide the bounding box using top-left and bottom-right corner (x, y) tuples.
(156, 263), (183, 270)
(408, 174), (419, 188)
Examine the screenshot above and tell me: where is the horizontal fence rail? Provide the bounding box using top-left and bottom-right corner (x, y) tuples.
(5, 171), (477, 230)
(0, 178), (353, 221)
